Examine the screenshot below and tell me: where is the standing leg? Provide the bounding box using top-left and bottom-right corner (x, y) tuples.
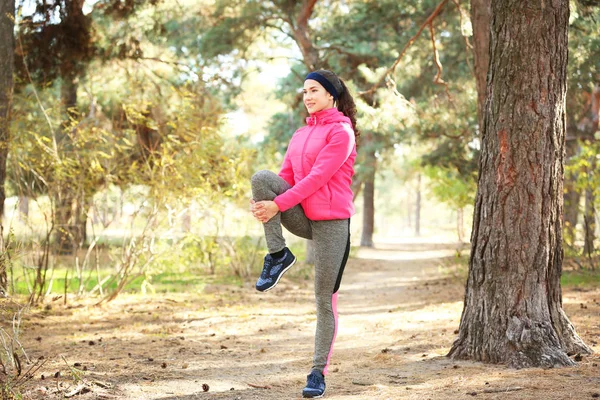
(311, 219), (351, 374)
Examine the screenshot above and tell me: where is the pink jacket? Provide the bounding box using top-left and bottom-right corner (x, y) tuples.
(273, 107), (357, 221)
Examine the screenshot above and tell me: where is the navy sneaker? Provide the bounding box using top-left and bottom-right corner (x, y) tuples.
(302, 370), (326, 398)
(255, 248), (296, 292)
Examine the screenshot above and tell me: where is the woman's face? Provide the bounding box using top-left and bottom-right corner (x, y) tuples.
(303, 79), (334, 114)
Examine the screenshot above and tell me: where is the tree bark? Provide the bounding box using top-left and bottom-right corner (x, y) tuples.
(0, 0), (14, 222)
(448, 0), (591, 368)
(360, 145), (376, 247)
(470, 0), (491, 130)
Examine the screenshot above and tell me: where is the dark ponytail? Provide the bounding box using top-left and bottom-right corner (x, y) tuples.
(336, 78), (360, 144)
(308, 69), (360, 144)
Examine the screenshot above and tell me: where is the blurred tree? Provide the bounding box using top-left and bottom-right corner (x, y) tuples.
(0, 0), (15, 291)
(563, 3), (600, 254)
(0, 0), (14, 216)
(469, 0), (490, 129)
(15, 0), (116, 252)
(449, 0), (591, 367)
(566, 139), (599, 267)
(11, 0), (244, 255)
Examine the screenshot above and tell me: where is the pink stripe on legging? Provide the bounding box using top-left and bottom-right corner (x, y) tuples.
(323, 292), (339, 375)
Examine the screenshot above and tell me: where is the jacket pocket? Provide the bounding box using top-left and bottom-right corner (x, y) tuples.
(290, 155), (302, 179)
(326, 183), (333, 203)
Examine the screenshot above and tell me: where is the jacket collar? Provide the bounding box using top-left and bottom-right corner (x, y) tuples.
(305, 107), (344, 126)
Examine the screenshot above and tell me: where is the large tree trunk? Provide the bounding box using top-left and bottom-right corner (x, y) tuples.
(470, 0), (491, 130)
(360, 144), (376, 247)
(448, 0), (591, 368)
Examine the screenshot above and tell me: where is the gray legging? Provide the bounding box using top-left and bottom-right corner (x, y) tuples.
(251, 170), (350, 375)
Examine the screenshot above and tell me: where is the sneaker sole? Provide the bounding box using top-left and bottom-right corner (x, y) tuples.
(302, 389), (325, 398)
(261, 256), (296, 292)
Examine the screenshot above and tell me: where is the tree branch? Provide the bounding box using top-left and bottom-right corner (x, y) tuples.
(359, 0), (450, 97)
(428, 22), (452, 101)
(263, 21), (296, 42)
(296, 0), (318, 30)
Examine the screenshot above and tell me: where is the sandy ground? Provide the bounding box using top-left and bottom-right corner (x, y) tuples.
(11, 243), (600, 399)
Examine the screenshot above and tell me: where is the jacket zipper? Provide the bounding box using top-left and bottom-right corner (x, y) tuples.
(301, 123), (318, 177)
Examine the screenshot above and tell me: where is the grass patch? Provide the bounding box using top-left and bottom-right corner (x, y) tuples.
(9, 266), (244, 297)
(561, 268), (600, 288)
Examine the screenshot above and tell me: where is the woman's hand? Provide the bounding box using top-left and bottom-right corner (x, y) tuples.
(250, 199), (280, 223)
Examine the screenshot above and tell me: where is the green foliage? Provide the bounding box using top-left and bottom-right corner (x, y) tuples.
(9, 263), (237, 295)
(355, 78), (414, 144)
(564, 139), (599, 264)
(566, 140), (600, 200)
(153, 234), (264, 279)
(423, 164), (476, 210)
(200, 1), (264, 59)
(10, 80), (248, 200)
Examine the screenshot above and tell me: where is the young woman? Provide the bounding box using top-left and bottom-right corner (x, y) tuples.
(250, 69), (358, 398)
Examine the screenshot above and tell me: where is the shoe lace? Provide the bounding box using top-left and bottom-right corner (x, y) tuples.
(260, 257), (272, 278)
(307, 371), (322, 387)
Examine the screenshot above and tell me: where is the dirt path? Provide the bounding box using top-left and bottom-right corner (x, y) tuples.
(18, 243), (600, 399)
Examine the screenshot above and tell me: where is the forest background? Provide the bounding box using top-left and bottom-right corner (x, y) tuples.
(0, 0), (599, 398)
